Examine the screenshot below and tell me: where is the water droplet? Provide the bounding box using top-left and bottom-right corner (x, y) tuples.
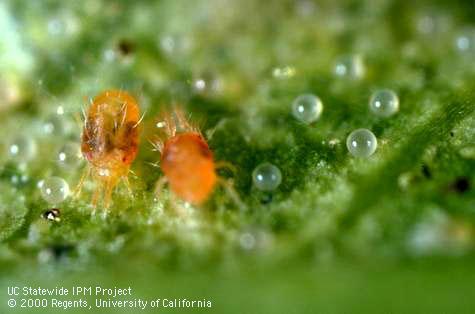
(346, 129), (377, 157)
(40, 177), (70, 205)
(369, 89), (399, 117)
(252, 163), (282, 191)
(292, 94), (323, 124)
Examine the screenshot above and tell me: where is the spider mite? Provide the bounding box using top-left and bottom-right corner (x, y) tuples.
(151, 108), (242, 207)
(76, 89), (142, 210)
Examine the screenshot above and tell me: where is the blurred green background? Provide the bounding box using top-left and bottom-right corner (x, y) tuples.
(1, 0), (475, 313)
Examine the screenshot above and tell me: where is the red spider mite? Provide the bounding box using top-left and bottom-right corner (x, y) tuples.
(76, 89), (141, 209)
(152, 108), (241, 206)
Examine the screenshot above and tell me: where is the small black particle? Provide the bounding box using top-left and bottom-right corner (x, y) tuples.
(453, 177), (470, 193)
(42, 208), (61, 222)
(260, 193), (273, 204)
(50, 244), (75, 260)
(421, 164), (432, 179)
(117, 39), (134, 56)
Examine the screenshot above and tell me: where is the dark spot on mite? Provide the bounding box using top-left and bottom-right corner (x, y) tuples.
(421, 164), (431, 179)
(450, 131), (454, 137)
(117, 39), (134, 56)
(119, 122), (138, 151)
(104, 134), (115, 152)
(452, 177), (470, 194)
(124, 121), (136, 136)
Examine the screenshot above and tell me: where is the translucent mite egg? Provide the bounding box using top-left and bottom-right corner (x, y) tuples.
(159, 34), (192, 58)
(42, 114), (67, 136)
(334, 54), (365, 79)
(272, 66), (296, 79)
(192, 71), (221, 96)
(346, 129), (378, 157)
(6, 135), (37, 162)
(57, 141), (83, 168)
(40, 177), (70, 205)
(455, 28), (475, 53)
(252, 163), (282, 191)
(369, 89), (399, 117)
(292, 94), (323, 124)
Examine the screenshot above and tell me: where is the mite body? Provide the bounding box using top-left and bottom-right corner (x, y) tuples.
(78, 89), (140, 209)
(153, 109), (230, 205)
(162, 132), (217, 204)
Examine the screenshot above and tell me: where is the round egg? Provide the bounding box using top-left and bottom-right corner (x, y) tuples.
(292, 94), (323, 124)
(40, 177), (70, 205)
(252, 163), (282, 191)
(346, 129), (378, 157)
(369, 89), (399, 117)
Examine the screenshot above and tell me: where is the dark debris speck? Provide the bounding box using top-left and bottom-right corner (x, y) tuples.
(117, 39), (135, 56)
(421, 164), (432, 179)
(260, 193), (273, 204)
(50, 244), (75, 260)
(42, 208), (61, 222)
(452, 177), (470, 194)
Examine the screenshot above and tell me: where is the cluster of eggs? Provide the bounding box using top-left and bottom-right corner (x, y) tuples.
(291, 89), (399, 158)
(250, 89), (399, 194)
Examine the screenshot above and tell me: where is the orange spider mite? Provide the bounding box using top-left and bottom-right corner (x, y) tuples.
(78, 89), (141, 209)
(153, 109), (221, 205)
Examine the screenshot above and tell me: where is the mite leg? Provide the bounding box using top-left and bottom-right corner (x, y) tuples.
(153, 176), (188, 216)
(91, 185), (102, 214)
(154, 176), (168, 200)
(217, 177), (246, 211)
(158, 112), (176, 139)
(149, 139), (164, 154)
(173, 108), (194, 132)
(74, 105), (90, 130)
(103, 179), (115, 210)
(206, 118), (228, 141)
(215, 161), (237, 175)
(122, 176), (134, 198)
(73, 166), (90, 199)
